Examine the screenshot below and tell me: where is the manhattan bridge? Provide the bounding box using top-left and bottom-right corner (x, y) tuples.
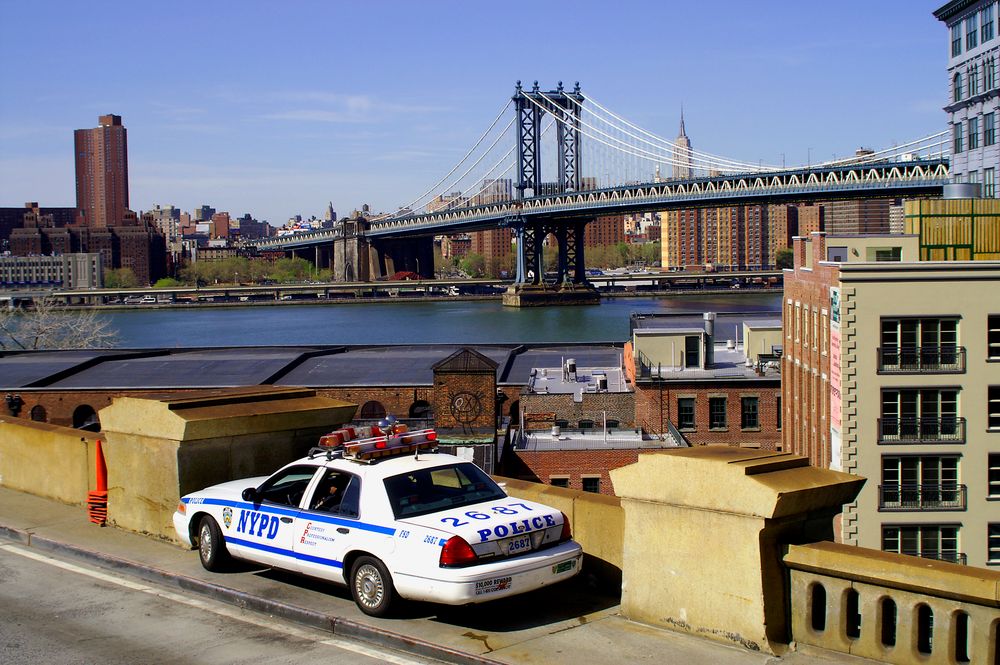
(252, 82), (950, 305)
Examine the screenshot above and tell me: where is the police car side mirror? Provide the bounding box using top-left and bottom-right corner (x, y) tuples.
(242, 487), (259, 503)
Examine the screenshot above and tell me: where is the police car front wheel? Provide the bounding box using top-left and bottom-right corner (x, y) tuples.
(198, 516), (231, 572)
(350, 556), (396, 617)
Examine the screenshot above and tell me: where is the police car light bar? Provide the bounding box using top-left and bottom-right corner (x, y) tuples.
(343, 429), (438, 461)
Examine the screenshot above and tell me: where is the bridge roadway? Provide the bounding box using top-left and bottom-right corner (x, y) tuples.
(17, 270), (784, 305)
(252, 158), (949, 250)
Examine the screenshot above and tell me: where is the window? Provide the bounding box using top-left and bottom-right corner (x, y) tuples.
(986, 168), (996, 198)
(990, 524), (1000, 563)
(880, 388), (960, 442)
(954, 121), (964, 153)
(678, 397), (695, 429)
(986, 4), (996, 41)
(968, 13), (979, 50)
(969, 65), (980, 97)
(881, 456), (961, 509)
(777, 396), (782, 430)
(581, 476), (601, 494)
(987, 58), (997, 90)
(309, 470), (360, 518)
(549, 476), (569, 488)
(969, 116), (980, 149)
(953, 21), (963, 56)
(954, 71), (964, 101)
(741, 396), (759, 429)
(684, 335), (700, 368)
(29, 405), (47, 422)
(257, 466), (319, 507)
(989, 315), (1000, 359)
(989, 453), (1000, 497)
(882, 524), (960, 563)
(879, 318), (959, 371)
(384, 463), (505, 519)
(990, 386), (1000, 429)
(709, 397), (727, 429)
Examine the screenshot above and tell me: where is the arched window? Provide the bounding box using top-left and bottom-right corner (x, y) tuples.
(810, 583), (827, 632)
(879, 597), (897, 647)
(954, 610), (970, 663)
(408, 400), (432, 419)
(917, 603), (934, 655)
(360, 400), (386, 420)
(955, 72), (964, 102)
(845, 589), (861, 639)
(30, 405), (47, 422)
(72, 404), (100, 432)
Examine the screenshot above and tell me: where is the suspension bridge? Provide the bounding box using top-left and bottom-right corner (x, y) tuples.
(250, 82), (950, 305)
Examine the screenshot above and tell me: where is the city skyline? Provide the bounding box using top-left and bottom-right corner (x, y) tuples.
(1, 1), (947, 225)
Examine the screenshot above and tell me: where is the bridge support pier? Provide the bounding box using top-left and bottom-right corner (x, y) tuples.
(503, 216), (599, 307)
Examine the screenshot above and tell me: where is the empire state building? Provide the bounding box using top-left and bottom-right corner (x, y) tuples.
(673, 110), (692, 180)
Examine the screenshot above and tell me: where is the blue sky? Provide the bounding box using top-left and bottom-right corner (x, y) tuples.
(0, 1), (948, 225)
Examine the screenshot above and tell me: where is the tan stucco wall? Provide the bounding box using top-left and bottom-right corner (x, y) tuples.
(837, 262), (1000, 567)
(499, 477), (623, 590)
(97, 388), (357, 542)
(633, 329), (704, 369)
(0, 418), (102, 506)
(610, 448), (864, 654)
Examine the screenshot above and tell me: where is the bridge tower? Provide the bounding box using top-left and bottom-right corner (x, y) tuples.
(506, 81), (597, 306)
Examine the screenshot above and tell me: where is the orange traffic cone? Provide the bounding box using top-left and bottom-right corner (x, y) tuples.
(86, 439), (108, 525)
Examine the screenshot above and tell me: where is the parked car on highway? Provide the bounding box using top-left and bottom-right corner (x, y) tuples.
(174, 427), (582, 616)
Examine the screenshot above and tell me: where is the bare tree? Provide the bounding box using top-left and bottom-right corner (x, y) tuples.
(0, 298), (119, 351)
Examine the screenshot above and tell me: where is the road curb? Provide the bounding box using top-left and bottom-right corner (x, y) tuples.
(0, 524), (504, 665)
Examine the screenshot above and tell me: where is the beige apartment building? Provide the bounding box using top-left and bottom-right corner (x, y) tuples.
(784, 231), (1000, 568)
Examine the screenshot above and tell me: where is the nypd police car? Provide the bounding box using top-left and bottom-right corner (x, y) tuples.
(173, 427), (582, 616)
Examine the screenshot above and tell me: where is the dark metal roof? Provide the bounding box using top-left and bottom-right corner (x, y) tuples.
(47, 348), (318, 389)
(0, 350), (134, 388)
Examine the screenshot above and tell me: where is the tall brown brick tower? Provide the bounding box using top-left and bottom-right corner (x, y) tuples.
(75, 114), (129, 227)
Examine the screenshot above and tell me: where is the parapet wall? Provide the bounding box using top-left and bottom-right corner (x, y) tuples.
(0, 418), (102, 506)
(499, 476), (623, 590)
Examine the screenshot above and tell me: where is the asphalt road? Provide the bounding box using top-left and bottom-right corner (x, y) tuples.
(0, 543), (432, 665)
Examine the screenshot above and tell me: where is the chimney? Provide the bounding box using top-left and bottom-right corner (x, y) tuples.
(703, 312), (716, 368)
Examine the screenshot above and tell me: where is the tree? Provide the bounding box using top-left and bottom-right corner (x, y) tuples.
(459, 253), (485, 278)
(153, 277), (182, 288)
(775, 247), (795, 269)
(104, 268), (138, 289)
(0, 298), (119, 350)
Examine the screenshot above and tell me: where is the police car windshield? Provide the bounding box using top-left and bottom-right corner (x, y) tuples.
(383, 462), (505, 519)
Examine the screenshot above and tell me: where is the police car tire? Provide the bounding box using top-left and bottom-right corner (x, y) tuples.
(350, 556), (396, 617)
(198, 516), (231, 572)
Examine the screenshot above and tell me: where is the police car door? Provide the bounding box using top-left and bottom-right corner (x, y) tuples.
(294, 468), (369, 583)
(230, 465), (320, 570)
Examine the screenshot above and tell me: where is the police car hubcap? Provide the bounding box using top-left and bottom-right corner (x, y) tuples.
(200, 526), (212, 558)
(356, 565), (382, 606)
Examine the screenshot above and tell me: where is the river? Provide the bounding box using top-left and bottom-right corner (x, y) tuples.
(101, 293), (782, 348)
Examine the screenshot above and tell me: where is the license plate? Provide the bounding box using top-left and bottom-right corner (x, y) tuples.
(505, 534), (532, 555)
(552, 559), (576, 574)
(475, 576), (512, 595)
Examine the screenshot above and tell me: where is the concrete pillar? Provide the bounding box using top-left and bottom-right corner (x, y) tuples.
(98, 387), (357, 542)
(610, 448), (864, 655)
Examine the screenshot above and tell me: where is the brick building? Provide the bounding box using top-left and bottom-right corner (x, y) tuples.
(584, 214), (625, 247)
(75, 114), (129, 228)
(627, 312), (782, 449)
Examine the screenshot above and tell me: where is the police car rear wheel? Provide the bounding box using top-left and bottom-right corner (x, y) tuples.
(198, 516), (231, 571)
(351, 556), (396, 617)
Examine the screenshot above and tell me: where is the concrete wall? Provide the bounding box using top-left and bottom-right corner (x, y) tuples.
(499, 477), (623, 591)
(0, 418), (102, 506)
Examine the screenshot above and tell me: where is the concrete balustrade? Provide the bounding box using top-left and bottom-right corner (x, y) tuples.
(0, 418), (103, 505)
(785, 541), (1000, 664)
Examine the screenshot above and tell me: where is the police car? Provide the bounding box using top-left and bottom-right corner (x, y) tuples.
(173, 426), (582, 617)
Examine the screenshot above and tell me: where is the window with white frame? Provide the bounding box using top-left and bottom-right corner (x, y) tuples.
(988, 113), (997, 146)
(968, 13), (979, 50)
(970, 64), (981, 96)
(970, 116), (980, 149)
(985, 4), (996, 42)
(741, 396), (759, 429)
(989, 453), (1000, 497)
(988, 58), (998, 90)
(954, 72), (964, 102)
(955, 121), (965, 153)
(989, 386), (1000, 429)
(989, 315), (1000, 359)
(882, 524), (960, 562)
(953, 22), (963, 56)
(986, 168), (996, 198)
(989, 524), (1000, 564)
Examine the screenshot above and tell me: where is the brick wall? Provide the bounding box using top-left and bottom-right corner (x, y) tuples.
(634, 380), (780, 449)
(520, 392), (635, 428)
(431, 371), (496, 430)
(503, 448), (652, 496)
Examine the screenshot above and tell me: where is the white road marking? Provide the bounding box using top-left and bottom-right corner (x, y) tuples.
(0, 543), (426, 665)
